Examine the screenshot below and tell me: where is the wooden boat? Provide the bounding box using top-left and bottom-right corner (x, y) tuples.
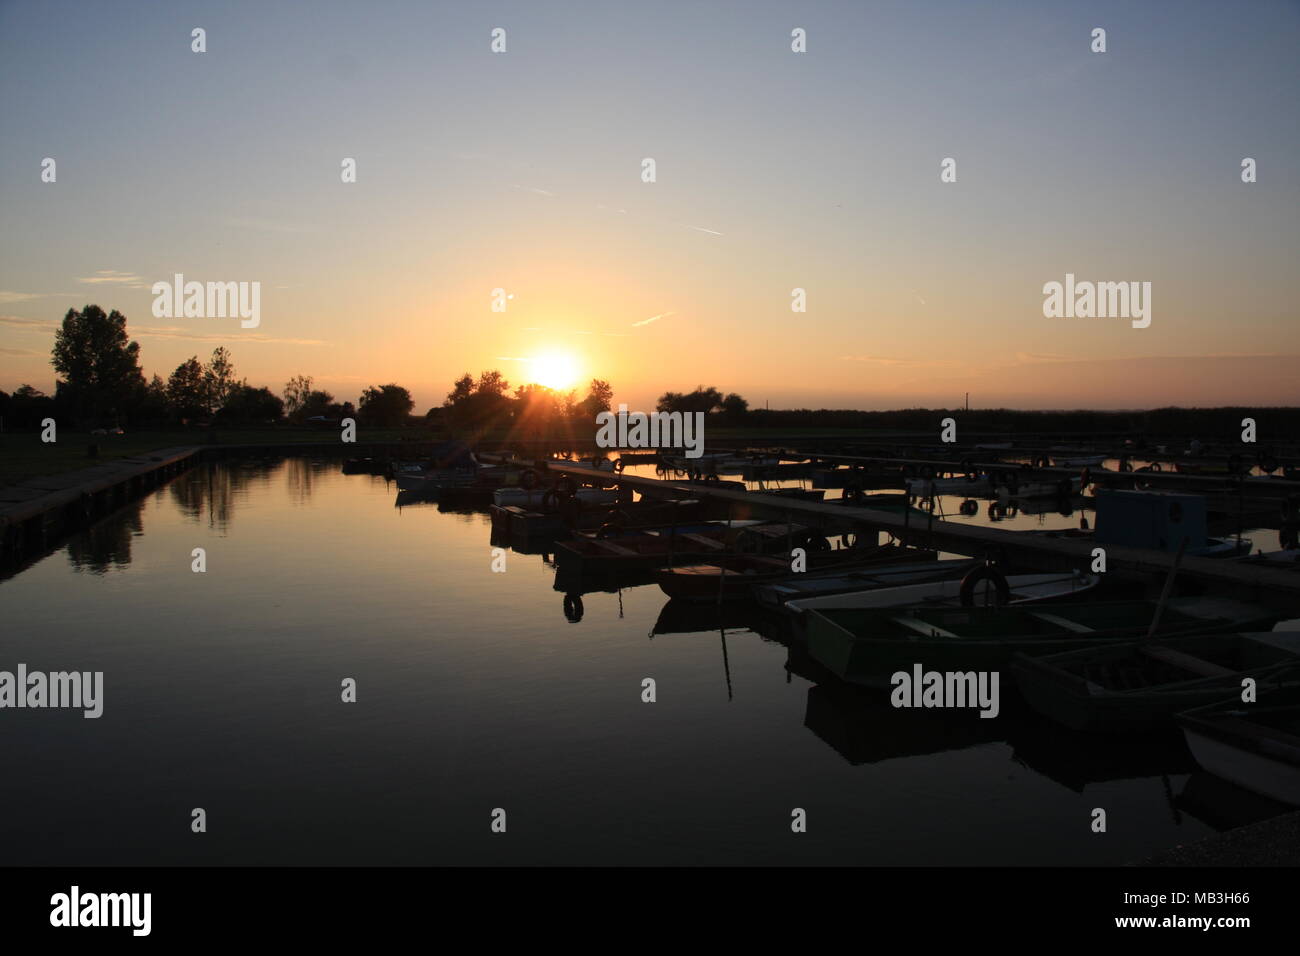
(653, 545), (935, 602)
(1051, 454), (1107, 468)
(785, 569), (1100, 616)
(1177, 671), (1300, 805)
(1012, 632), (1300, 733)
(555, 519), (805, 574)
(556, 527), (730, 574)
(492, 487), (625, 508)
(805, 597), (1273, 688)
(754, 557), (978, 609)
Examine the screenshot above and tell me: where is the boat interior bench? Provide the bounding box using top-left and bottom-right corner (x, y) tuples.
(1139, 645), (1237, 679)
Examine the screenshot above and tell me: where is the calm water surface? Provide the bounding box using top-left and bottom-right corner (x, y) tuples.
(0, 459), (1287, 865)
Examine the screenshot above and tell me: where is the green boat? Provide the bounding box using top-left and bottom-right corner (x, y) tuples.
(1011, 631), (1300, 733)
(804, 598), (1274, 688)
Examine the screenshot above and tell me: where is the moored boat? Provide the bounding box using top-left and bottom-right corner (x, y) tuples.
(654, 545), (935, 602)
(785, 568), (1100, 616)
(492, 487), (626, 509)
(1177, 671), (1300, 805)
(805, 597), (1273, 688)
(754, 557), (979, 609)
(1012, 632), (1300, 733)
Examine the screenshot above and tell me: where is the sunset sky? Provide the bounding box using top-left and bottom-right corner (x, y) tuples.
(1, 0), (1297, 412)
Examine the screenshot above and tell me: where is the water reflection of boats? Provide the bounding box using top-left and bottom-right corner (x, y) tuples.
(649, 598), (792, 641)
(1173, 769), (1296, 832)
(801, 678), (1007, 765)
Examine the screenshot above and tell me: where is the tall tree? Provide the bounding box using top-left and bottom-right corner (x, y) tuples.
(50, 305), (145, 424)
(203, 347), (238, 413)
(358, 384), (414, 426)
(581, 379), (614, 417)
(167, 357), (208, 420)
(283, 374), (314, 418)
(445, 373), (474, 406)
(475, 370), (511, 397)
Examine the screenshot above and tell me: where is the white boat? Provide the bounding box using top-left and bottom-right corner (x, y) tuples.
(785, 568), (1100, 616)
(1196, 536), (1252, 558)
(1178, 672), (1300, 805)
(754, 558), (979, 609)
(491, 487), (625, 508)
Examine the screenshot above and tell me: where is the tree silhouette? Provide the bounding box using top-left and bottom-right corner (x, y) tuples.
(51, 305), (145, 425)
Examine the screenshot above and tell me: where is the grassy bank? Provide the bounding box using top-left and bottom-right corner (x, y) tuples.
(0, 426), (433, 487)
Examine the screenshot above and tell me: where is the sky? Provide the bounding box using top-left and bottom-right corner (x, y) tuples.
(1, 0), (1298, 412)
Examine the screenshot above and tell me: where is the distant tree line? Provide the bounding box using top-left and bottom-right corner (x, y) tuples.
(0, 304), (417, 431)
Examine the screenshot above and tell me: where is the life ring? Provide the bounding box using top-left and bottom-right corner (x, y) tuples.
(596, 522), (623, 539)
(1150, 462), (1163, 472)
(959, 499), (978, 516)
(804, 534), (831, 552)
(613, 458), (626, 472)
(959, 565), (1011, 607)
(563, 593), (584, 622)
(519, 468), (540, 490)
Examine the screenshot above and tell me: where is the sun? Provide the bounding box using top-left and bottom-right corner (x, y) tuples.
(528, 350), (578, 391)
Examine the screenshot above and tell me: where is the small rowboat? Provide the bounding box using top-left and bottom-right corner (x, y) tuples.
(1052, 455), (1107, 468)
(653, 545), (935, 602)
(805, 597), (1274, 688)
(1012, 632), (1300, 733)
(1177, 669), (1300, 805)
(754, 557), (978, 609)
(785, 569), (1100, 616)
(492, 487), (625, 508)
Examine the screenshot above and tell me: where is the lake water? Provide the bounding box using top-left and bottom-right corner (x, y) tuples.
(0, 458), (1288, 865)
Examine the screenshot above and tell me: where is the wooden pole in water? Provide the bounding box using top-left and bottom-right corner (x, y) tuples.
(717, 501), (733, 605)
(1144, 536), (1189, 641)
